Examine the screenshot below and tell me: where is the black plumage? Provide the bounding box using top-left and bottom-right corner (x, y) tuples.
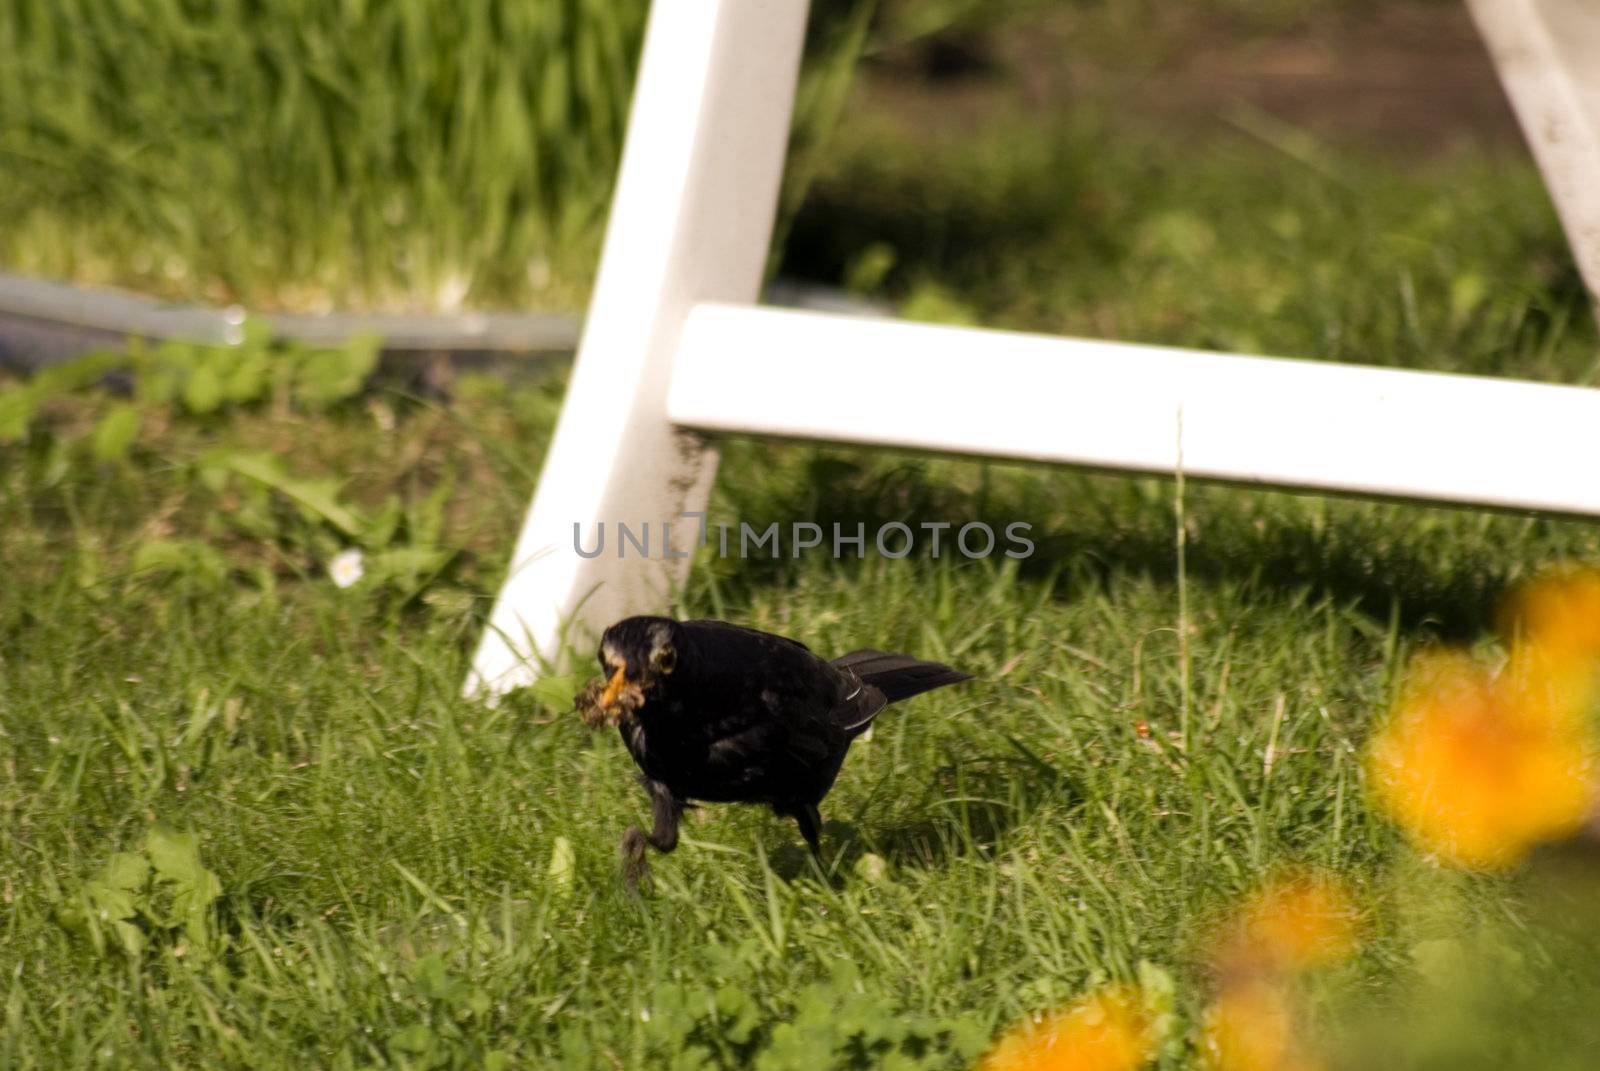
(576, 616), (970, 885)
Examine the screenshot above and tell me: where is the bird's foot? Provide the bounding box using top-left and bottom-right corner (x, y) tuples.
(620, 826), (653, 893)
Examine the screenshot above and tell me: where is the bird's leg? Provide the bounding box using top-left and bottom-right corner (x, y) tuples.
(621, 779), (683, 890)
(646, 778), (684, 852)
(619, 826), (650, 889)
(792, 802), (824, 862)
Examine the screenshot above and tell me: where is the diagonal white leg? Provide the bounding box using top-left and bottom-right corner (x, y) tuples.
(1470, 0), (1600, 308)
(465, 0), (811, 699)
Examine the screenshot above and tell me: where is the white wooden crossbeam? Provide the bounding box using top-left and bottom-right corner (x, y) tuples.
(669, 303), (1600, 518)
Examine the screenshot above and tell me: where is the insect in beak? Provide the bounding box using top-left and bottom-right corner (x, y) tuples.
(599, 666), (628, 711)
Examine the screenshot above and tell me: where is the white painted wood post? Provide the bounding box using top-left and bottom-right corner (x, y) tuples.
(465, 0), (811, 698)
(1470, 0), (1600, 306)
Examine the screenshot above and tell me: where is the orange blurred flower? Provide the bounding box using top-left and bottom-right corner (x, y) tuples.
(1367, 649), (1595, 870)
(977, 984), (1157, 1071)
(1500, 565), (1600, 672)
(1217, 871), (1358, 977)
(1500, 565), (1600, 720)
(1199, 980), (1324, 1071)
(1199, 872), (1350, 1071)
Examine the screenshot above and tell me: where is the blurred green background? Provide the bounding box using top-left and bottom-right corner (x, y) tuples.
(6, 0), (1587, 388)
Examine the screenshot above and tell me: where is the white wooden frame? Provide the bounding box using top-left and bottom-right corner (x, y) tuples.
(1469, 0), (1600, 304)
(467, 0), (1600, 699)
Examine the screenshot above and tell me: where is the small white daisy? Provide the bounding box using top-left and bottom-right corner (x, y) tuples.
(328, 548), (365, 588)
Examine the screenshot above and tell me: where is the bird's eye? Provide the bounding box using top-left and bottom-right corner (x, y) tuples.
(652, 647), (676, 675)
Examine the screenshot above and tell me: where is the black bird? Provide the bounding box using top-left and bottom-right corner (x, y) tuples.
(576, 616), (970, 885)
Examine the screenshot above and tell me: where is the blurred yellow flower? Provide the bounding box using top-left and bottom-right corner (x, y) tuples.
(1219, 871), (1358, 976)
(1500, 566), (1600, 672)
(1199, 980), (1323, 1071)
(977, 984), (1156, 1071)
(1367, 650), (1595, 870)
(1500, 566), (1600, 721)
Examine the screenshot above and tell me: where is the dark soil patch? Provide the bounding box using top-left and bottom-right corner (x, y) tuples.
(859, 2), (1527, 162)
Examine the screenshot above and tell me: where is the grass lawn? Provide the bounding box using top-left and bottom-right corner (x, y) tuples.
(7, 4), (1600, 1068)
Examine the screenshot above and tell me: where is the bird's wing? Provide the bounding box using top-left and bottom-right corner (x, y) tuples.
(828, 674), (889, 734)
(682, 616), (880, 734)
(700, 719), (833, 792)
(829, 649), (971, 702)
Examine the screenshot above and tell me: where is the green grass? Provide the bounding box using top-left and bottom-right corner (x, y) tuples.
(6, 368), (1600, 1067)
(786, 113), (1597, 384)
(6, 270), (1600, 1068)
(0, 0), (878, 312)
(0, 0), (653, 310)
(7, 5), (1600, 1066)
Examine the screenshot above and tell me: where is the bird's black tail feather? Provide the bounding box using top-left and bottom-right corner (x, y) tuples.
(830, 649), (970, 703)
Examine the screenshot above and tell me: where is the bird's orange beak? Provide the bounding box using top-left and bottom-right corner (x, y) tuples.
(599, 666), (628, 711)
